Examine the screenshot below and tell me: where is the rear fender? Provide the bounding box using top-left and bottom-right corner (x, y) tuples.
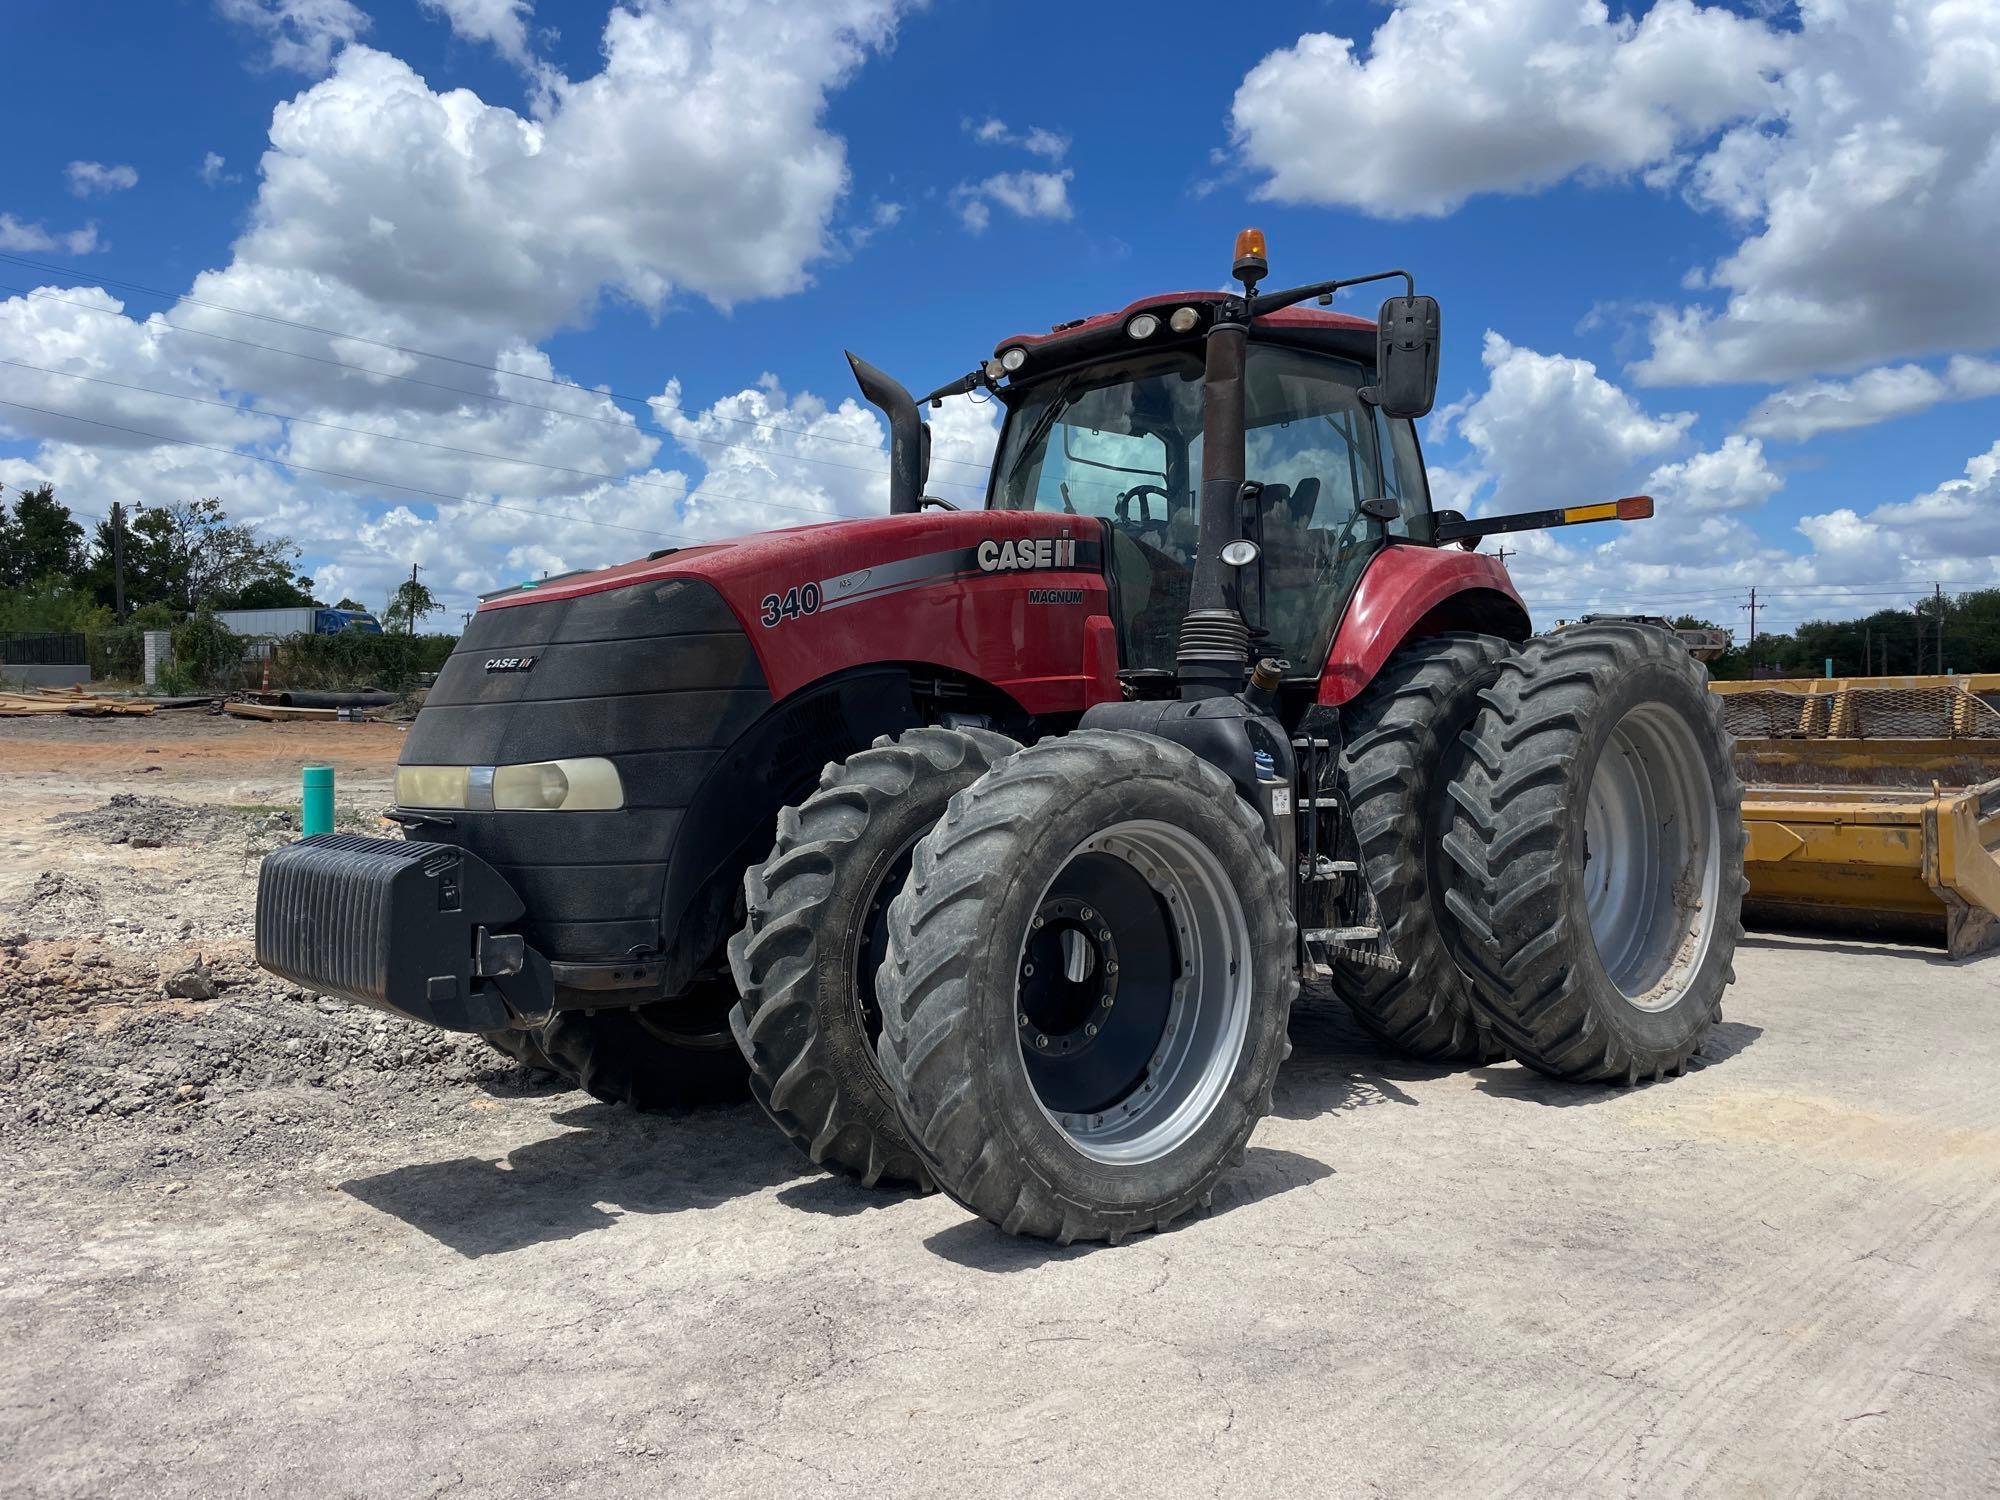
(1316, 548), (1529, 706)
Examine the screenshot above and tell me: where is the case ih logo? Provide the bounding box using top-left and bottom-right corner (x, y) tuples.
(483, 655), (538, 673)
(977, 537), (1078, 572)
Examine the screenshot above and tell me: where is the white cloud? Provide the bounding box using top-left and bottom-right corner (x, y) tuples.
(953, 170), (1073, 233)
(964, 118), (1068, 161)
(1849, 439), (2000, 564)
(0, 285), (278, 451)
(217, 0), (372, 76)
(0, 215), (100, 255)
(1635, 0), (2000, 384)
(1230, 0), (1785, 216)
(1021, 128), (1069, 161)
(200, 152), (233, 187)
(0, 0), (918, 615)
(1740, 356), (2000, 441)
(65, 162), (138, 197)
(421, 0), (535, 66)
(1440, 332), (1693, 509)
(1427, 331), (2000, 617)
(1642, 432), (1780, 514)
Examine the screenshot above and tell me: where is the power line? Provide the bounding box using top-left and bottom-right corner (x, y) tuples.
(0, 274), (993, 482)
(0, 355), (921, 526)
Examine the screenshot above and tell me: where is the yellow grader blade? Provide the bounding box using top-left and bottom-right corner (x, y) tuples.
(1714, 674), (2000, 958)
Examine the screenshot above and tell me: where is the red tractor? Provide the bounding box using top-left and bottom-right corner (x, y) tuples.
(257, 231), (1745, 1244)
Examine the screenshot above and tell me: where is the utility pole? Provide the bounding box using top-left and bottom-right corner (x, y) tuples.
(1742, 587), (1757, 679)
(1935, 582), (1945, 674)
(1862, 621), (1870, 681)
(405, 561), (421, 635)
(110, 501), (127, 623)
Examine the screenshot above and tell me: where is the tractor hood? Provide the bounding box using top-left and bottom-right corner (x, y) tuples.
(474, 508), (1117, 715)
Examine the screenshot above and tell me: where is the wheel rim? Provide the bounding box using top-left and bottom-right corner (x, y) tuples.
(636, 986), (738, 1050)
(1015, 819), (1252, 1165)
(1580, 703), (1721, 1009)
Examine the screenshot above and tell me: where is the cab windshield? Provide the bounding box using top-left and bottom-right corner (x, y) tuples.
(990, 343), (1413, 674)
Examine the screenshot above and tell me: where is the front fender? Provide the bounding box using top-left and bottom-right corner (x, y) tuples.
(1316, 547), (1529, 706)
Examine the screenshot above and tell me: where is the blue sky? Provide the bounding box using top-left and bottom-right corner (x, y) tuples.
(2, 0), (1996, 636)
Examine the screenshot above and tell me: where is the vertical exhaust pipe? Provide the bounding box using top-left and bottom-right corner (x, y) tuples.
(846, 351), (924, 516)
(1179, 249), (1258, 700)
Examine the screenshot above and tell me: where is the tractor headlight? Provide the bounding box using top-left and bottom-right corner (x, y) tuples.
(396, 757), (623, 812)
(1169, 306), (1201, 333)
(1127, 313), (1160, 340)
(999, 346), (1027, 371)
(493, 762), (569, 810)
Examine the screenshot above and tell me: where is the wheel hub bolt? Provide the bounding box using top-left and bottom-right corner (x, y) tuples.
(1085, 1023), (1098, 1038)
(1032, 915), (1045, 930)
(1105, 961), (1118, 975)
(1098, 929), (1111, 942)
(1035, 1034), (1049, 1049)
(1079, 907), (1094, 921)
(1018, 1012), (1029, 1027)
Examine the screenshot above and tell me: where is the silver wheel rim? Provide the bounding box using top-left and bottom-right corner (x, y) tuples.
(1581, 704), (1721, 1009)
(1016, 819), (1253, 1165)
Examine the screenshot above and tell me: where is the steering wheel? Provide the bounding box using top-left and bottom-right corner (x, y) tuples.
(1113, 484), (1173, 531)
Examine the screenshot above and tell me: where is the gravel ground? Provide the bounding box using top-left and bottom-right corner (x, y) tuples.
(2, 716), (1998, 1498)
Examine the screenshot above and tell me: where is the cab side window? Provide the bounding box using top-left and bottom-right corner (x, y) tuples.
(1373, 408), (1432, 541)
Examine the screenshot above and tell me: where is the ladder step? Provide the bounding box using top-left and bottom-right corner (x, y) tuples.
(1306, 926), (1381, 944)
(1300, 859), (1358, 882)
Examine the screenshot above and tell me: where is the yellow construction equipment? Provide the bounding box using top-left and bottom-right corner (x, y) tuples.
(1714, 674), (2000, 958)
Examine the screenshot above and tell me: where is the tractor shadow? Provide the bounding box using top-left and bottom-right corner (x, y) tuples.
(340, 1097), (810, 1258)
(921, 1145), (1335, 1273)
(1276, 987), (1764, 1113)
(1268, 993), (1461, 1120)
(1467, 1020), (1764, 1107)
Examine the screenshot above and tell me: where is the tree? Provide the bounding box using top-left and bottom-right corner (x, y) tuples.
(217, 573), (322, 610)
(81, 498), (300, 614)
(387, 575), (442, 634)
(0, 483), (87, 587)
(333, 596), (367, 612)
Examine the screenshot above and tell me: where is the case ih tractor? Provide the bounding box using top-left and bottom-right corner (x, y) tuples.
(257, 231), (1745, 1245)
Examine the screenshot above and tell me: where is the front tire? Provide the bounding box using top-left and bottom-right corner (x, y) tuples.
(538, 983), (748, 1110)
(877, 730), (1298, 1245)
(1440, 624), (1745, 1083)
(728, 727), (1019, 1190)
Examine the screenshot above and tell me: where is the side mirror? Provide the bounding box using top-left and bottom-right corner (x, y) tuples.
(1374, 295), (1441, 419)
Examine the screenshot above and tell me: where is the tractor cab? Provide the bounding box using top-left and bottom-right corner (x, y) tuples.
(982, 304), (1433, 687)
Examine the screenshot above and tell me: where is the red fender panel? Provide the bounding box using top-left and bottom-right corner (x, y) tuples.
(1317, 547), (1530, 706)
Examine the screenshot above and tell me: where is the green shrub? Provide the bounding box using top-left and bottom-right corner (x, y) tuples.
(171, 611), (247, 691)
(88, 625), (145, 682)
(265, 630), (458, 693)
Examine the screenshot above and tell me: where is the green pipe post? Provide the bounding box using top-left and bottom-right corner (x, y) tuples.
(302, 764), (335, 836)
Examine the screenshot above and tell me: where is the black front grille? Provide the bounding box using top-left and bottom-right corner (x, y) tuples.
(399, 574), (774, 964)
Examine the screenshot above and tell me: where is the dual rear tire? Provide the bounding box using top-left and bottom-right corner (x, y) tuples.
(1441, 623), (1746, 1082)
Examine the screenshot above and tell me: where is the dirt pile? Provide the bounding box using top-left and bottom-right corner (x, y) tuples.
(50, 793), (274, 849)
(0, 938), (558, 1173)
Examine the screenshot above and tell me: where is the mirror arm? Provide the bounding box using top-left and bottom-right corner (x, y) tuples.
(1251, 268), (1415, 319)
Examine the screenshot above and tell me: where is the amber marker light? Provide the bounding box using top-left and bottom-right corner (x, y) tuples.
(1232, 227), (1269, 285)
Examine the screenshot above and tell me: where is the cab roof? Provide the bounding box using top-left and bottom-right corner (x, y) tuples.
(991, 290), (1376, 387)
